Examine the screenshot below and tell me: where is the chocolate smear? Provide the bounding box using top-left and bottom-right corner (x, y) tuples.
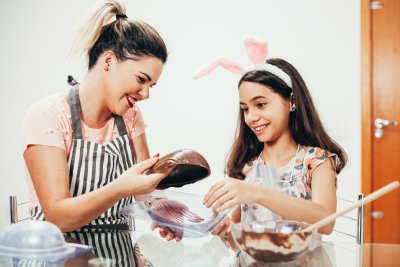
(144, 197), (205, 237)
(237, 230), (311, 262)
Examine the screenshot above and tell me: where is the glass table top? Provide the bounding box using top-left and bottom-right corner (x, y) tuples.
(133, 231), (400, 267)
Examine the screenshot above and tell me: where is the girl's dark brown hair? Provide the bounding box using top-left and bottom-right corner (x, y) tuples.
(226, 58), (347, 179)
(71, 0), (167, 69)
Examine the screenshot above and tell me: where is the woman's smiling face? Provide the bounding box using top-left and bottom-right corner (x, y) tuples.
(239, 81), (292, 143)
(104, 55), (164, 115)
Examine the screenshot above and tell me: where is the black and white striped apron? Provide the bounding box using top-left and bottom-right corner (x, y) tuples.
(31, 87), (139, 266)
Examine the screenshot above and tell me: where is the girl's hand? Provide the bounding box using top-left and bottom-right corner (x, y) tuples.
(212, 218), (238, 251)
(203, 177), (259, 212)
(116, 157), (173, 198)
(212, 217), (232, 237)
(151, 223), (182, 242)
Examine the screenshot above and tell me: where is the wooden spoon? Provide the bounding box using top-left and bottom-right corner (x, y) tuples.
(302, 181), (400, 233)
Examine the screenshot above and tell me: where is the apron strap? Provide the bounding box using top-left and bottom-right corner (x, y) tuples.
(79, 223), (132, 232)
(68, 87), (83, 139)
(68, 87), (128, 138)
(114, 114), (128, 136)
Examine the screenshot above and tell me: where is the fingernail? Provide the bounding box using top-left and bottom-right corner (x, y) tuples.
(153, 153), (160, 158)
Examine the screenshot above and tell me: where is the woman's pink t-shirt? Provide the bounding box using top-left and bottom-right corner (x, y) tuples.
(21, 92), (147, 209)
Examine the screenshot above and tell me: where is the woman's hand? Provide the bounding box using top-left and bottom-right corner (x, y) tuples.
(203, 177), (259, 212)
(115, 156), (173, 198)
(150, 223), (182, 242)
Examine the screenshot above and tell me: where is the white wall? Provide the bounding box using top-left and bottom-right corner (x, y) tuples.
(0, 0), (361, 233)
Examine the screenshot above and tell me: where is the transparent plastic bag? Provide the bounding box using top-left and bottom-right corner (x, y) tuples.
(119, 190), (230, 238)
(242, 163), (284, 226)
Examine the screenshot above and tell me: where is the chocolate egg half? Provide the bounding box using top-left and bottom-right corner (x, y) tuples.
(147, 149), (211, 189)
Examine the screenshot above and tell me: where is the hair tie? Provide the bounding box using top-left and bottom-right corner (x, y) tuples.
(67, 75), (79, 86)
(116, 13), (128, 20)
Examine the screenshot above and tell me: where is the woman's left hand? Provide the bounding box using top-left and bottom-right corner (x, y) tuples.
(203, 177), (259, 212)
(151, 223), (182, 242)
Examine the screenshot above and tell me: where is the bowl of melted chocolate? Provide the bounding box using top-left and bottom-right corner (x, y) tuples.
(147, 149), (211, 189)
(231, 220), (316, 262)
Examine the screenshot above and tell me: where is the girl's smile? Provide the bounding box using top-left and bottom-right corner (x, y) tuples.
(251, 123), (269, 136)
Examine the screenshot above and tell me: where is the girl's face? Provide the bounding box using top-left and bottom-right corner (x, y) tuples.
(239, 81), (292, 143)
(104, 56), (164, 115)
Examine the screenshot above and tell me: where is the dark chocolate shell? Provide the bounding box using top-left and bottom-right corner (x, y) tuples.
(147, 149), (211, 189)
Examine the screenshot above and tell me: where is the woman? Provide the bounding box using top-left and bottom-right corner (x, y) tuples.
(21, 1), (174, 265)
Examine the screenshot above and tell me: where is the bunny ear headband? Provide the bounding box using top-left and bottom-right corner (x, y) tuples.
(192, 35), (293, 89)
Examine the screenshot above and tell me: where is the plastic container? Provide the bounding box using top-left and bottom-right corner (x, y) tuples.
(119, 190), (229, 238)
(0, 220), (92, 263)
(231, 220), (320, 262)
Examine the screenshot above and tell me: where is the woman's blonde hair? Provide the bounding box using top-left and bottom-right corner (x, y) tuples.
(71, 0), (167, 69)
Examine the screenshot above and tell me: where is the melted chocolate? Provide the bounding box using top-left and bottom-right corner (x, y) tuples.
(147, 149), (211, 189)
(147, 198), (204, 223)
(237, 230), (311, 262)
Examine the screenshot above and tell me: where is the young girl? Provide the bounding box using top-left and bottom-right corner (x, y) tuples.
(21, 1), (176, 265)
(195, 36), (347, 246)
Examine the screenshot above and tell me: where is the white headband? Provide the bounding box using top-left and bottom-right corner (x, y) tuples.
(244, 63), (292, 88)
(192, 35), (293, 89)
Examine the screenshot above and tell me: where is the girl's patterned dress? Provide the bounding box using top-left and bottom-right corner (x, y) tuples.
(240, 145), (337, 226)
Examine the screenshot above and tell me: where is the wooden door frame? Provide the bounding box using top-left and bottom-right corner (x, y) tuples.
(361, 0), (372, 243)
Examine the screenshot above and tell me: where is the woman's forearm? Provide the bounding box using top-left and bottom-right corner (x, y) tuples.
(44, 180), (123, 232)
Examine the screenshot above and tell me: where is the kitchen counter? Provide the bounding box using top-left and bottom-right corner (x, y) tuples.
(1, 231), (398, 266)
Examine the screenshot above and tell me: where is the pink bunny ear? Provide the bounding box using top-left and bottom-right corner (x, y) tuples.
(192, 56), (244, 79)
(242, 35), (269, 65)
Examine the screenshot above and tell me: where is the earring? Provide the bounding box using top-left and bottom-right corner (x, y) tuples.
(104, 64), (109, 71)
(290, 93), (296, 112)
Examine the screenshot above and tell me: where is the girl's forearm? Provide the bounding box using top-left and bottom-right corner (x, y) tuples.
(254, 185), (335, 234)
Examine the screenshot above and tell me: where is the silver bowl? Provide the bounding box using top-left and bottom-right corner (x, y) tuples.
(0, 220), (70, 258)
